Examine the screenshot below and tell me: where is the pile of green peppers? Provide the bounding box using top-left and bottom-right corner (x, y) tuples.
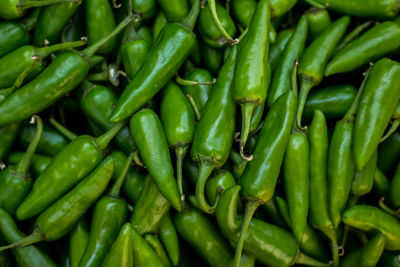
(0, 0), (400, 266)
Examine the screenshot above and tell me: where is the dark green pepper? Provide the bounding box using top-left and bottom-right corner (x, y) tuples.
(305, 7), (332, 41)
(132, 0), (157, 21)
(131, 227), (164, 267)
(0, 122), (21, 161)
(268, 29), (293, 70)
(378, 130), (400, 174)
(158, 0), (188, 22)
(7, 152), (52, 178)
(101, 223), (133, 267)
(69, 217), (89, 267)
(159, 212), (179, 266)
(201, 43), (223, 76)
(144, 234), (172, 267)
(390, 163), (400, 207)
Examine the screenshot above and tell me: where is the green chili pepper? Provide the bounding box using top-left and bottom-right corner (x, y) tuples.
(343, 205), (400, 250)
(353, 58), (400, 170)
(79, 154), (132, 267)
(0, 208), (57, 267)
(80, 80), (136, 154)
(390, 162), (400, 208)
(269, 0), (297, 18)
(205, 170), (237, 206)
(305, 7), (332, 41)
(161, 81), (195, 200)
(216, 186), (330, 267)
(267, 16), (307, 107)
(16, 120), (125, 220)
(111, 0), (200, 122)
(0, 122), (21, 161)
(158, 0), (188, 22)
(129, 109), (181, 211)
(378, 131), (400, 174)
(153, 11), (168, 40)
(0, 0), (79, 20)
(373, 168), (390, 198)
(0, 15), (134, 127)
(69, 217), (89, 267)
(131, 227), (165, 267)
(361, 233), (386, 267)
(0, 156), (114, 251)
(310, 0), (399, 19)
(190, 45), (237, 214)
(296, 16), (350, 128)
(130, 175), (171, 234)
(303, 84), (356, 121)
(145, 234), (172, 267)
(18, 123), (69, 156)
(159, 212), (179, 266)
(7, 152), (51, 178)
(200, 43), (222, 75)
(351, 150), (377, 196)
(381, 102), (400, 142)
(33, 1), (81, 46)
(231, 0), (256, 28)
(233, 0), (270, 160)
(326, 22), (400, 76)
(101, 223), (133, 267)
(132, 0), (157, 21)
(0, 8), (38, 57)
(268, 29), (293, 70)
(0, 116), (42, 215)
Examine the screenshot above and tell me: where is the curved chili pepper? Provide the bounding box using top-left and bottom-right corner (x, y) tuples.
(378, 130), (400, 174)
(231, 0), (256, 28)
(18, 123), (69, 156)
(0, 8), (38, 57)
(159, 212), (179, 266)
(158, 0), (188, 22)
(33, 1), (81, 46)
(190, 45), (237, 214)
(0, 208), (57, 267)
(101, 223), (133, 267)
(153, 11), (168, 41)
(69, 217), (89, 267)
(161, 81), (195, 200)
(268, 29), (293, 70)
(78, 154), (132, 267)
(353, 58), (400, 170)
(233, 0), (270, 160)
(343, 205), (400, 250)
(145, 234), (172, 267)
(305, 7), (331, 41)
(361, 233), (386, 267)
(130, 109), (181, 211)
(390, 162), (400, 208)
(216, 186), (330, 267)
(296, 16), (350, 128)
(130, 228), (164, 267)
(7, 152), (52, 178)
(303, 84), (356, 120)
(16, 120), (125, 220)
(132, 0), (157, 21)
(0, 123), (21, 161)
(351, 150), (377, 196)
(0, 15), (134, 127)
(267, 16), (307, 107)
(205, 170), (237, 206)
(0, 116), (42, 215)
(80, 80), (136, 154)
(326, 22), (400, 76)
(110, 0), (200, 122)
(130, 175), (170, 234)
(0, 157), (114, 251)
(310, 0), (399, 19)
(0, 0), (79, 20)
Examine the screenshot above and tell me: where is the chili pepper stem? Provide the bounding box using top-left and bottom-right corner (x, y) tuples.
(132, 150), (144, 167)
(36, 39), (87, 59)
(326, 230), (340, 267)
(20, 0), (80, 8)
(379, 198), (400, 219)
(49, 117), (77, 140)
(239, 102), (256, 161)
(16, 115), (43, 174)
(296, 79), (313, 129)
(0, 228), (44, 252)
(294, 251), (330, 267)
(196, 161), (216, 213)
(380, 120), (400, 142)
(186, 94), (201, 121)
(234, 201), (259, 267)
(208, 0), (238, 44)
(82, 14), (134, 58)
(96, 120), (126, 150)
(176, 146), (188, 201)
(109, 153), (134, 198)
(182, 0), (201, 30)
(176, 74), (216, 86)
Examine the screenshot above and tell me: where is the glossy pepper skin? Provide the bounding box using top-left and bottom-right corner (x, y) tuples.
(69, 218), (89, 267)
(268, 29), (293, 71)
(7, 152), (52, 178)
(101, 223), (133, 267)
(296, 16), (350, 128)
(130, 109), (181, 211)
(33, 1), (81, 46)
(0, 208), (57, 267)
(160, 81), (195, 199)
(326, 22), (400, 76)
(16, 120), (125, 220)
(304, 7), (332, 41)
(144, 234), (172, 267)
(0, 116), (42, 215)
(159, 213), (179, 266)
(158, 0), (188, 22)
(0, 123), (21, 161)
(132, 0), (157, 21)
(80, 81), (136, 154)
(231, 0), (296, 22)
(130, 175), (171, 235)
(131, 228), (165, 267)
(18, 123), (69, 156)
(190, 46), (237, 214)
(353, 58), (400, 170)
(311, 0), (399, 19)
(303, 84), (356, 120)
(352, 150), (377, 196)
(233, 0), (270, 160)
(110, 0), (200, 122)
(343, 205), (400, 250)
